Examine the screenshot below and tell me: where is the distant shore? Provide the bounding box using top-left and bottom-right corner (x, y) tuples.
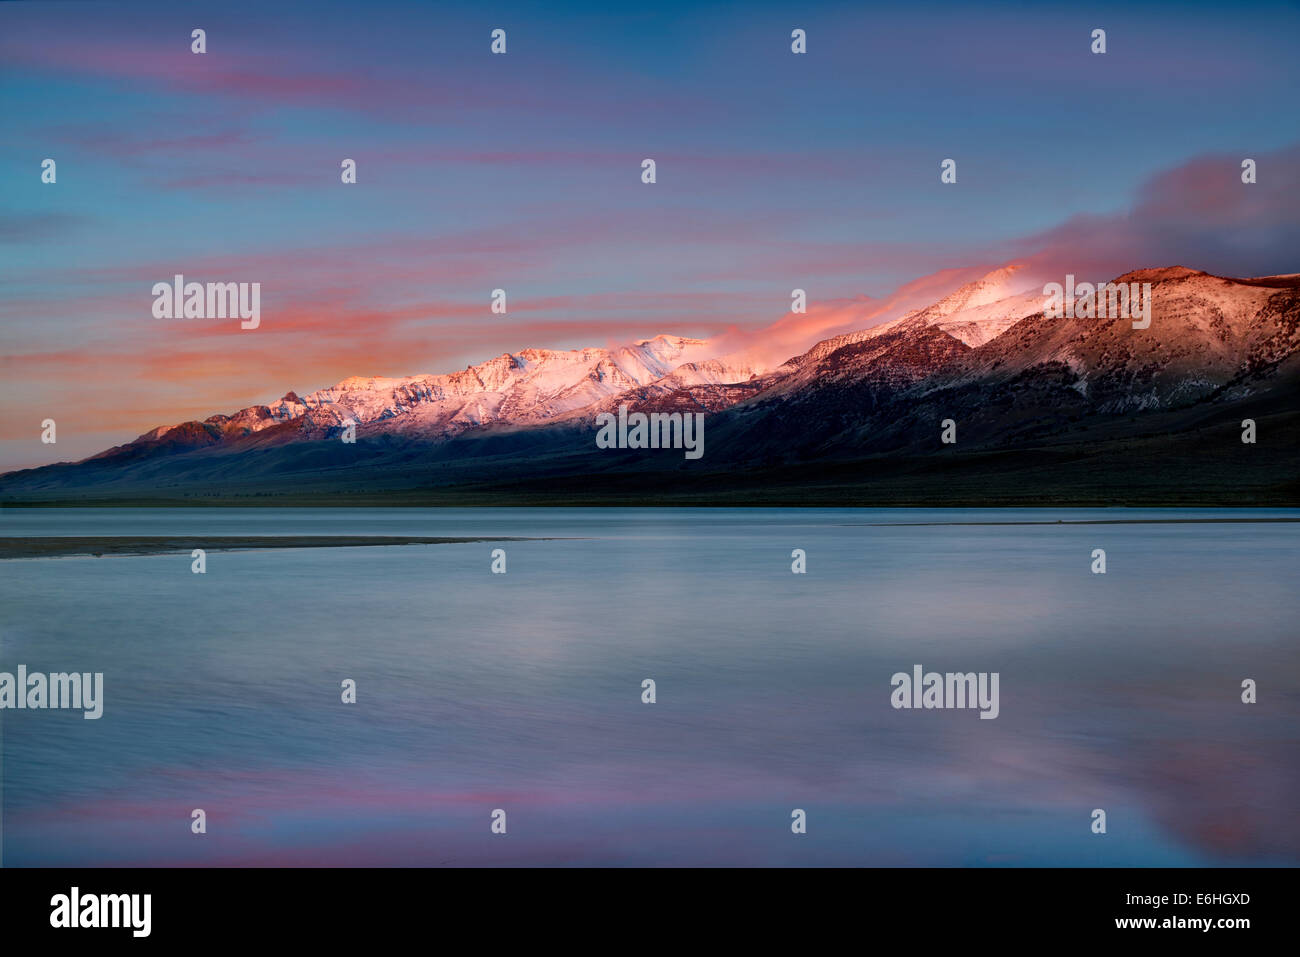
(0, 536), (551, 559)
(839, 517), (1300, 526)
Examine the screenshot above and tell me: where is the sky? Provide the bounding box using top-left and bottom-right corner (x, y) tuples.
(2, 0), (1298, 469)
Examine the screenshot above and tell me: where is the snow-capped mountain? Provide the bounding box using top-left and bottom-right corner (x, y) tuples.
(107, 334), (732, 452)
(5, 263), (1296, 505)
(929, 267), (1300, 410)
(98, 263), (1061, 458)
(687, 265), (1300, 469)
(83, 264), (1300, 454)
(781, 263), (1044, 369)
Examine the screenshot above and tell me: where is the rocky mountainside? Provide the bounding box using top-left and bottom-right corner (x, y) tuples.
(697, 267), (1299, 464)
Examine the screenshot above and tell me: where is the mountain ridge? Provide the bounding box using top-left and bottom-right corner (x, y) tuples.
(5, 264), (1297, 505)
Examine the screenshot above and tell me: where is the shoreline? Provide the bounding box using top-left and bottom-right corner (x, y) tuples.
(838, 517), (1300, 527)
(0, 536), (556, 560)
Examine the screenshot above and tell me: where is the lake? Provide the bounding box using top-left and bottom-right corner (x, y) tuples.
(1, 507), (1296, 866)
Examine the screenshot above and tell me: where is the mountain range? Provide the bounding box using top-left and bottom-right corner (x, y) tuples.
(4, 264), (1297, 506)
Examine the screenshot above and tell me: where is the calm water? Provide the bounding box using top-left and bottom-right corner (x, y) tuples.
(1, 507), (1296, 866)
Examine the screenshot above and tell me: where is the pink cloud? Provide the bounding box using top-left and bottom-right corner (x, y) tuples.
(1013, 143), (1300, 280)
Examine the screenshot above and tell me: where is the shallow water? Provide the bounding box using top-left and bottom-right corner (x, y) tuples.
(1, 507), (1296, 866)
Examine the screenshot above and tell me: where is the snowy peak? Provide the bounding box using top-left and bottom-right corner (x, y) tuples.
(1113, 265), (1207, 284)
(931, 267), (1300, 413)
(790, 264), (1047, 365)
(928, 263), (1033, 316)
(133, 334), (719, 447)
